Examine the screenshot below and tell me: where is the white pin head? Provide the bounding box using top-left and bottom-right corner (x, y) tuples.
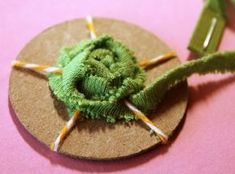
(203, 17), (217, 50)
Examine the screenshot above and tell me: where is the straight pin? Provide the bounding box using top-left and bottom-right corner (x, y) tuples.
(203, 17), (217, 50)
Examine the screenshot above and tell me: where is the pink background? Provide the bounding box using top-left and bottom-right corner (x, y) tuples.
(1, 0), (235, 173)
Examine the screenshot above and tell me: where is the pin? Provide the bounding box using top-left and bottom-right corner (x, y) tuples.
(203, 17), (217, 50)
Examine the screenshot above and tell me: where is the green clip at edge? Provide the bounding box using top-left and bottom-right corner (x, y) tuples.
(188, 0), (226, 56)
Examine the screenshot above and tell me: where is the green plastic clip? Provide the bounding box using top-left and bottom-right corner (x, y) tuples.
(188, 0), (226, 56)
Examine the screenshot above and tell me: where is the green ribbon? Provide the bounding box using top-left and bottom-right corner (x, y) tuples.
(49, 34), (235, 123)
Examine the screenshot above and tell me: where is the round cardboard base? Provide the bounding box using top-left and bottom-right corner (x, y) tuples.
(9, 18), (188, 160)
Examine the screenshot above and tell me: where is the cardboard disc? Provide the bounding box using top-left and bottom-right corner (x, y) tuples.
(9, 18), (188, 160)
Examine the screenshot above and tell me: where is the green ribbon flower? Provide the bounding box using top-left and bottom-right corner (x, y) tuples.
(48, 35), (145, 123)
(49, 34), (235, 123)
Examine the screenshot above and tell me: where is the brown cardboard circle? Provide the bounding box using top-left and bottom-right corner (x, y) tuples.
(9, 18), (188, 160)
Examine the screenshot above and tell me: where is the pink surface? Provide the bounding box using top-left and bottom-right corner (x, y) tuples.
(1, 0), (235, 173)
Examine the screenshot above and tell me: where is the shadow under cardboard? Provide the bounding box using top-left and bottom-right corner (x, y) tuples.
(8, 98), (185, 172)
(8, 97), (184, 172)
(8, 83), (188, 173)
